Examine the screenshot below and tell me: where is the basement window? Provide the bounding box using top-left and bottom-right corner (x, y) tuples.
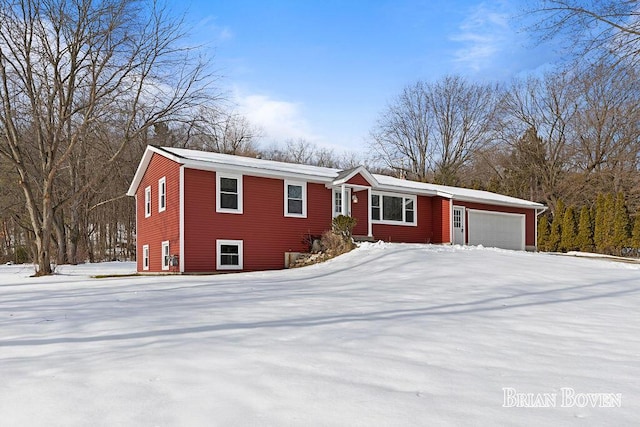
(142, 244), (149, 270)
(217, 239), (243, 270)
(161, 241), (170, 271)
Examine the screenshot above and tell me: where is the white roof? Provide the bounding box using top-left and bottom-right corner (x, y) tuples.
(373, 174), (544, 209)
(166, 146), (341, 179)
(127, 145), (545, 210)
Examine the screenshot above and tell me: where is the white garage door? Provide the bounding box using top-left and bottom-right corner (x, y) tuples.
(467, 210), (525, 251)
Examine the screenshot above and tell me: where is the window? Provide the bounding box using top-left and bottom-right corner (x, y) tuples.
(453, 208), (462, 229)
(371, 194), (380, 220)
(371, 192), (416, 225)
(383, 195), (403, 221)
(144, 186), (151, 218)
(334, 190), (342, 216)
(284, 180), (307, 218)
(161, 241), (170, 271)
(405, 198), (414, 223)
(216, 239), (243, 270)
(216, 173), (243, 214)
(158, 177), (166, 212)
(142, 244), (149, 271)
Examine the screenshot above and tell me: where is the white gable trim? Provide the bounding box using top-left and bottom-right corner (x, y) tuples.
(127, 145), (183, 196)
(332, 165), (379, 187)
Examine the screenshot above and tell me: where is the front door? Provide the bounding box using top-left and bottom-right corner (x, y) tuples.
(453, 206), (465, 245)
(334, 188), (352, 217)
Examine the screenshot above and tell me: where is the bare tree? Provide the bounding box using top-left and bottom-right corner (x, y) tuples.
(497, 70), (578, 210)
(0, 0), (215, 275)
(569, 60), (640, 200)
(183, 107), (261, 156)
(370, 76), (499, 185)
(530, 0), (640, 65)
(370, 81), (433, 181)
(429, 76), (500, 185)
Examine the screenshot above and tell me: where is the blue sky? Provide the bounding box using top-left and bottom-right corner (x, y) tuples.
(180, 0), (560, 153)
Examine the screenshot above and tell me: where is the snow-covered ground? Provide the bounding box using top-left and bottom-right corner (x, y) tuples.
(1, 244), (639, 426)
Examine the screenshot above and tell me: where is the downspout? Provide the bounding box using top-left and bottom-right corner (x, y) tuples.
(134, 194), (138, 269)
(534, 206), (548, 252)
(449, 198), (454, 245)
(367, 187), (372, 237)
(179, 165), (185, 273)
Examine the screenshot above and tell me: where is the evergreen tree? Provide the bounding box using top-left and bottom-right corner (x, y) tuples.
(594, 193), (606, 251)
(576, 205), (594, 252)
(548, 200), (564, 252)
(560, 206), (578, 252)
(538, 215), (550, 251)
(613, 192), (631, 254)
(599, 193), (616, 254)
(631, 215), (640, 256)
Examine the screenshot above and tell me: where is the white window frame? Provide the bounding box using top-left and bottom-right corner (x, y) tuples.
(161, 240), (170, 271)
(142, 244), (149, 271)
(333, 189), (342, 217)
(284, 180), (307, 218)
(216, 239), (243, 270)
(371, 191), (417, 226)
(216, 173), (243, 214)
(144, 186), (152, 218)
(158, 177), (166, 212)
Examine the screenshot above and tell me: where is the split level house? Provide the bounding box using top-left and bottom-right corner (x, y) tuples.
(127, 145), (546, 273)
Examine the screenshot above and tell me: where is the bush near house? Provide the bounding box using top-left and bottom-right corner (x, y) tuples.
(292, 216), (358, 267)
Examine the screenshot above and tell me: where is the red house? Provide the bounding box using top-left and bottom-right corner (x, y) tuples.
(127, 145), (546, 273)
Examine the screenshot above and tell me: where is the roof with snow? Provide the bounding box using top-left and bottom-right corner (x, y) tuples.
(127, 145), (545, 210)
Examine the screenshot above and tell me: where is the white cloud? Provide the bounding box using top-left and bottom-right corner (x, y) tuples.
(450, 2), (514, 72)
(234, 91), (321, 144)
(194, 16), (233, 43)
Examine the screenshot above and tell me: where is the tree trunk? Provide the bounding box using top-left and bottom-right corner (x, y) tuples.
(67, 201), (81, 264)
(52, 212), (68, 265)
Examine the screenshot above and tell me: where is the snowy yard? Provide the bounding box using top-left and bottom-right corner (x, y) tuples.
(1, 243), (639, 426)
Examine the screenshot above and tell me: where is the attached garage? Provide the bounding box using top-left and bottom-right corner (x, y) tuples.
(467, 209), (525, 251)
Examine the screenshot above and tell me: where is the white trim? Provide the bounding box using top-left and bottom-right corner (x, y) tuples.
(332, 188), (341, 217)
(333, 187), (352, 218)
(158, 176), (166, 212)
(452, 206), (466, 245)
(179, 166), (185, 273)
(332, 165), (379, 187)
(144, 186), (152, 218)
(284, 180), (307, 218)
(534, 207), (548, 252)
(216, 173), (243, 214)
(449, 200), (454, 245)
(370, 191), (417, 226)
(216, 239), (243, 270)
(142, 244), (149, 271)
(367, 187), (373, 237)
(161, 240), (170, 270)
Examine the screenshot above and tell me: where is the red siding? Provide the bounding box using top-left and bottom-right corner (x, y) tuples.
(135, 154), (181, 272)
(453, 201), (537, 247)
(346, 173), (371, 187)
(351, 189), (369, 236)
(372, 195), (433, 243)
(431, 197), (451, 243)
(183, 169), (332, 272)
